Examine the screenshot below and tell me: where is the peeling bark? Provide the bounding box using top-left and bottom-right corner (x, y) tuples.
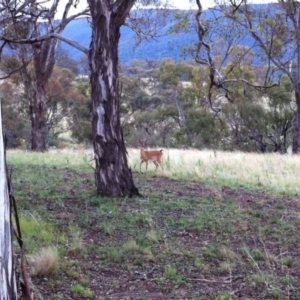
(0, 103), (17, 299)
(88, 0), (139, 197)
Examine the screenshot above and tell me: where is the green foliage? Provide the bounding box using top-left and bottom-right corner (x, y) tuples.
(159, 59), (194, 85)
(175, 108), (221, 148)
(0, 67), (31, 147)
(69, 80), (92, 143)
(117, 58), (294, 151)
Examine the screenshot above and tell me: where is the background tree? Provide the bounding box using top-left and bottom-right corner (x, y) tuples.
(56, 48), (81, 75)
(166, 0), (295, 152)
(218, 0), (300, 152)
(159, 59), (194, 127)
(69, 76), (92, 144)
(46, 66), (86, 145)
(2, 0), (88, 151)
(0, 56), (84, 148)
(0, 82), (30, 148)
(261, 75), (294, 153)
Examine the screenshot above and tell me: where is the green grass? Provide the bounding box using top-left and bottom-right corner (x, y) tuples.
(7, 149), (93, 170)
(6, 149), (300, 299)
(16, 213), (65, 252)
(71, 284), (93, 298)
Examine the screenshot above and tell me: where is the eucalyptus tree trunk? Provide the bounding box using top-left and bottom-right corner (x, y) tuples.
(21, 40), (56, 152)
(30, 82), (48, 151)
(28, 37), (58, 152)
(293, 83), (300, 153)
(291, 10), (300, 153)
(88, 0), (139, 196)
(0, 104), (17, 299)
(173, 83), (186, 127)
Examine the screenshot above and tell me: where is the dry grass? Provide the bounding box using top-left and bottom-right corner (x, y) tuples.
(29, 246), (59, 277)
(128, 148), (300, 195)
(7, 147), (300, 195)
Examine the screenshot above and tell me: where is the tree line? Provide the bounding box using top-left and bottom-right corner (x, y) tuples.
(2, 56), (294, 154)
(67, 57), (292, 153)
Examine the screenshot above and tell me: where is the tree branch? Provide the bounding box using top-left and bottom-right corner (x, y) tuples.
(0, 32), (89, 55)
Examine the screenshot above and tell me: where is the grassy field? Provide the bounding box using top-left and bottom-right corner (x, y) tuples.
(7, 149), (300, 299)
(129, 148), (300, 195)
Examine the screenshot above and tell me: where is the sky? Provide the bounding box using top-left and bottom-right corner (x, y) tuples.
(54, 0), (271, 18)
(53, 0), (199, 19)
(168, 0), (271, 9)
(54, 0), (202, 14)
(170, 0), (207, 9)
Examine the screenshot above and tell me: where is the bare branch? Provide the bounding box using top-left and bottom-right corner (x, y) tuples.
(0, 32), (89, 54)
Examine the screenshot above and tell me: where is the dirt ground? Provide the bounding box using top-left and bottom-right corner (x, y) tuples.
(13, 169), (300, 300)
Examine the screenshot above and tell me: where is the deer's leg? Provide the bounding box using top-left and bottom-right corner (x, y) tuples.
(159, 161), (164, 171)
(153, 161), (159, 172)
(140, 160), (144, 174)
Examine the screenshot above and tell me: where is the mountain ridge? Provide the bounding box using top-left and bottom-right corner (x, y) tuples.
(60, 5), (273, 64)
(61, 15), (198, 64)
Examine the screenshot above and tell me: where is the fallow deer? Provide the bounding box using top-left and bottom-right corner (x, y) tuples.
(139, 139), (163, 174)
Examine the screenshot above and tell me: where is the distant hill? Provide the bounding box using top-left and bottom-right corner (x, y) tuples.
(60, 5), (272, 65)
(61, 13), (198, 64)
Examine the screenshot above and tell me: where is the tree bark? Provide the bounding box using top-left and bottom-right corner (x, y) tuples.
(30, 83), (48, 151)
(88, 0), (139, 197)
(20, 41), (55, 152)
(292, 84), (300, 153)
(0, 103), (18, 299)
(291, 4), (300, 153)
(173, 83), (186, 127)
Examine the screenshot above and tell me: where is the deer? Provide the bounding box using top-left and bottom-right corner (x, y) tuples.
(139, 139), (164, 174)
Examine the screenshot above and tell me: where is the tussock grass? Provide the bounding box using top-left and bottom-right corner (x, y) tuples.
(128, 148), (300, 195)
(146, 229), (161, 243)
(30, 246), (59, 277)
(16, 213), (64, 252)
(68, 226), (84, 253)
(71, 283), (94, 298)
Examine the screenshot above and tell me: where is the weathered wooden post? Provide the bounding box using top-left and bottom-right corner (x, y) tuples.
(0, 102), (18, 299)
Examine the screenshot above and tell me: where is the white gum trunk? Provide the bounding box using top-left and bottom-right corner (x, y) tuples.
(0, 102), (17, 299)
